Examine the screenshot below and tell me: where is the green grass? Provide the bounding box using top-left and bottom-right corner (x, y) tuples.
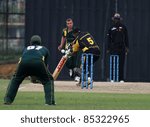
(0, 79), (150, 110)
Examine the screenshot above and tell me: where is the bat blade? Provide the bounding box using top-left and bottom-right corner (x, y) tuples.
(52, 55), (68, 80)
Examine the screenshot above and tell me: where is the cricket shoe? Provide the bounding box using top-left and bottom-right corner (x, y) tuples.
(74, 76), (81, 87)
(120, 80), (124, 83)
(110, 80), (114, 83)
(75, 77), (81, 87)
(76, 77), (93, 87)
(45, 102), (56, 106)
(76, 80), (81, 87)
(4, 102), (12, 105)
(74, 76), (80, 82)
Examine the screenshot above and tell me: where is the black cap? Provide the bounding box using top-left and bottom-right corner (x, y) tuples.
(30, 35), (42, 45)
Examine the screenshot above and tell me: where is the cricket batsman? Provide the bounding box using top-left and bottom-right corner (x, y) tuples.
(71, 28), (101, 85)
(4, 35), (55, 105)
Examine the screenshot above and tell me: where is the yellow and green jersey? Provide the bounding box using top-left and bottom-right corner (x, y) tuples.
(62, 27), (76, 48)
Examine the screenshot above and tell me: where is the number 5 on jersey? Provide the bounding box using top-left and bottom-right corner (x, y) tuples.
(87, 37), (94, 45)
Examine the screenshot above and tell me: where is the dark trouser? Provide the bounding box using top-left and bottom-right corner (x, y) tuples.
(110, 49), (125, 81)
(66, 51), (82, 69)
(4, 59), (55, 105)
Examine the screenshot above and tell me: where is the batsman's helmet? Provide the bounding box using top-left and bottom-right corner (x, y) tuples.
(30, 35), (42, 45)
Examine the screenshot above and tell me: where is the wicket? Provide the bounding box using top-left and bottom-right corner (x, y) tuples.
(81, 53), (93, 89)
(110, 55), (119, 82)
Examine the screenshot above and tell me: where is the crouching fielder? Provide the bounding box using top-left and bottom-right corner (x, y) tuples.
(4, 35), (55, 105)
(71, 28), (101, 84)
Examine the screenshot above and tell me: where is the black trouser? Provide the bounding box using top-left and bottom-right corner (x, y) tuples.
(66, 51), (82, 69)
(110, 49), (125, 81)
(4, 59), (55, 104)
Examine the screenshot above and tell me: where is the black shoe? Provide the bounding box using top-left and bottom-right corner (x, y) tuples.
(45, 102), (56, 106)
(4, 102), (12, 105)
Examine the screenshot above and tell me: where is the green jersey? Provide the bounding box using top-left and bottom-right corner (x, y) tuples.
(22, 45), (50, 65)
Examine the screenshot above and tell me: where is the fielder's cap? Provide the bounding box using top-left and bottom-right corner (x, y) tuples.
(112, 13), (122, 20)
(30, 35), (42, 45)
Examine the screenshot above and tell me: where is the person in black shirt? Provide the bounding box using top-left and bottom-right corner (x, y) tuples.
(107, 13), (129, 82)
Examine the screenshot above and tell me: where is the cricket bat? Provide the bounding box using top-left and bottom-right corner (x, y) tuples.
(52, 49), (71, 80)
